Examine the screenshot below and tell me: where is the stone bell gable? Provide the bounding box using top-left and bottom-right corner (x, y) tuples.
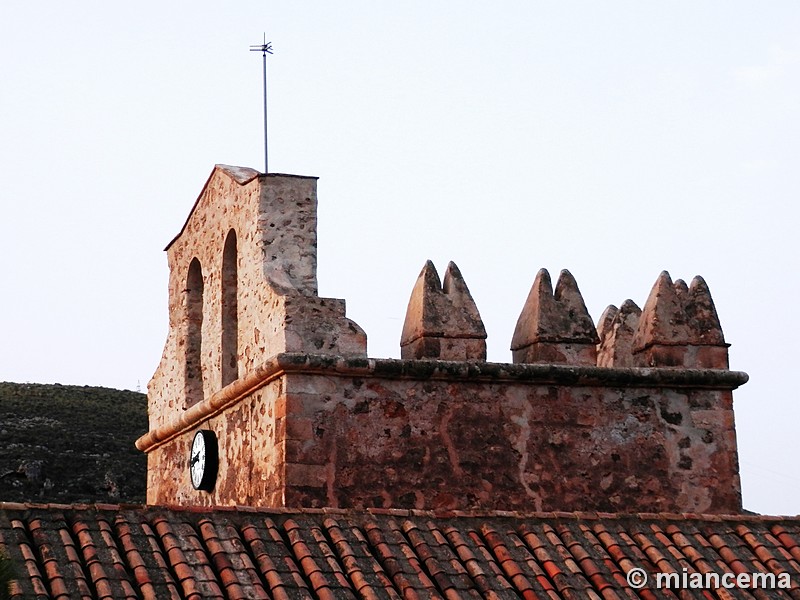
(138, 166), (747, 515)
(147, 165), (366, 430)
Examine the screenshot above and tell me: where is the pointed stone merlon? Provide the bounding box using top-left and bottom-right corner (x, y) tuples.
(631, 271), (729, 368)
(596, 299), (642, 367)
(511, 269), (599, 365)
(400, 261), (487, 360)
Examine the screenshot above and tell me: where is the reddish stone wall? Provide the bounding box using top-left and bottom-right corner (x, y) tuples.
(286, 360), (743, 513)
(141, 165), (746, 515)
(147, 166), (366, 431)
(143, 354), (745, 514)
(146, 380), (286, 507)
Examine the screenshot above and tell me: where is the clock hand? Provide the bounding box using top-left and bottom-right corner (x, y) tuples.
(190, 454), (200, 466)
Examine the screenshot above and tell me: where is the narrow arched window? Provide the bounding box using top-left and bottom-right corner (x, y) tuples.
(185, 258), (204, 407)
(221, 229), (239, 386)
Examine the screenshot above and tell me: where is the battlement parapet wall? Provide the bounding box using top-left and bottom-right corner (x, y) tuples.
(142, 165), (746, 515)
(402, 262), (730, 371)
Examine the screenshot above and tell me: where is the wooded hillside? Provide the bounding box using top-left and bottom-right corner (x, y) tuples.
(0, 382), (147, 504)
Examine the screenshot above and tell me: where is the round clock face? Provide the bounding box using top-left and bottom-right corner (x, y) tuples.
(189, 429), (218, 491)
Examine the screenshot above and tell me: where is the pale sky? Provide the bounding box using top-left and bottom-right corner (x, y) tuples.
(1, 2), (798, 515)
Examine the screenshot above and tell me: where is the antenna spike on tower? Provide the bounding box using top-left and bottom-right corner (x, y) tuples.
(250, 33), (273, 173)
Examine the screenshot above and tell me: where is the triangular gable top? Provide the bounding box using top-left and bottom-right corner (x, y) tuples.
(164, 165), (318, 251)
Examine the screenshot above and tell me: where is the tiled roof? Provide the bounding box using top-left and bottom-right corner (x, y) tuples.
(1, 503), (799, 599)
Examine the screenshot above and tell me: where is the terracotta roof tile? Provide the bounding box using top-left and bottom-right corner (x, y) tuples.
(323, 517), (401, 600)
(198, 518), (269, 600)
(364, 518), (440, 599)
(29, 513), (95, 599)
(2, 505), (800, 599)
(283, 517), (355, 600)
(551, 523), (631, 600)
(444, 525), (520, 599)
(115, 512), (182, 599)
(481, 524), (561, 599)
(240, 518), (312, 600)
(589, 523), (678, 600)
(70, 515), (137, 600)
(4, 518), (49, 598)
(400, 520), (479, 598)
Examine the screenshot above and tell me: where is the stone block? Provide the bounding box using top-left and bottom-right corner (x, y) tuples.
(511, 269), (599, 365)
(400, 261), (486, 360)
(633, 272), (729, 368)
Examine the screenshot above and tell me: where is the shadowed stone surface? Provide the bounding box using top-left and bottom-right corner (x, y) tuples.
(597, 299), (642, 368)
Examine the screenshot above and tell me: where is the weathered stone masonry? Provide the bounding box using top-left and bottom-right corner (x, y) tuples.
(147, 166), (366, 430)
(138, 165), (747, 514)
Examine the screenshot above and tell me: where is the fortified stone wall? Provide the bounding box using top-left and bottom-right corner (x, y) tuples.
(142, 354), (743, 513)
(139, 165), (746, 515)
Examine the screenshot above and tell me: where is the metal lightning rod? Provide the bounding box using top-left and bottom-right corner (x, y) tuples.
(250, 34), (273, 173)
